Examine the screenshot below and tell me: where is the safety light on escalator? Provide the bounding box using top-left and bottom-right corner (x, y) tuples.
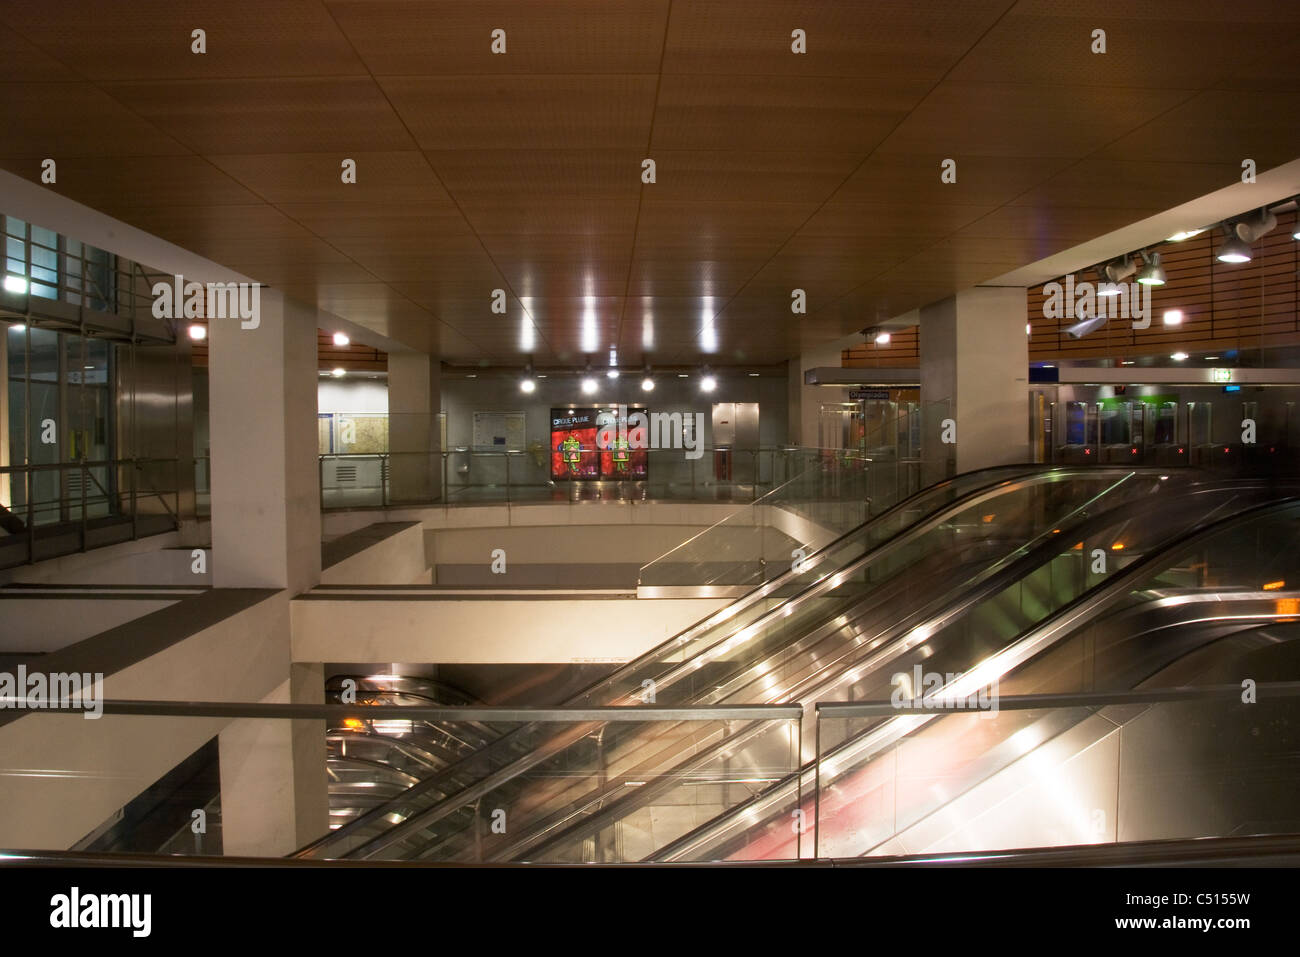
(1111, 543), (1125, 551)
(1263, 581), (1285, 591)
(981, 514), (995, 523)
(343, 718), (364, 729)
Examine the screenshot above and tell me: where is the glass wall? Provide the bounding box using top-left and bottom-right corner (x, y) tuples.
(4, 322), (115, 526)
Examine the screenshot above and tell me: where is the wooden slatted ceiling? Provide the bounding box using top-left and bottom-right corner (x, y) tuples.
(0, 1), (1299, 366)
(844, 207), (1300, 366)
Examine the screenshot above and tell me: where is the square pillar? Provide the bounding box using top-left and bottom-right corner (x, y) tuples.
(387, 351), (441, 503)
(920, 287), (1029, 482)
(209, 288), (321, 593)
(218, 662), (328, 856)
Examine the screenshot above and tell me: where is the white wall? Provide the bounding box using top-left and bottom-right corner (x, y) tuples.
(318, 376), (388, 415)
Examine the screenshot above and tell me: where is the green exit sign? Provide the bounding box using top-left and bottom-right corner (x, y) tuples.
(1211, 368), (1232, 383)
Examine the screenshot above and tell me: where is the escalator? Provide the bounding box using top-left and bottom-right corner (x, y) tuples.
(297, 466), (1295, 861)
(325, 675), (502, 829)
(660, 497), (1300, 861)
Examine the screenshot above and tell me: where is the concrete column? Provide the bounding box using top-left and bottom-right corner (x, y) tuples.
(920, 286), (1029, 483)
(209, 288), (321, 593)
(209, 289), (327, 854)
(217, 662), (328, 856)
(387, 351), (441, 503)
(786, 343), (843, 447)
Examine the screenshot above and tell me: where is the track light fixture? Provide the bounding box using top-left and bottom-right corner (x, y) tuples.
(1216, 225), (1252, 263)
(1135, 250), (1165, 286)
(1235, 208), (1278, 243)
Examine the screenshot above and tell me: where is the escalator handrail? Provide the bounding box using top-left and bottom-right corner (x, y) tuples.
(494, 488), (1294, 861)
(654, 495), (1300, 861)
(324, 469), (1191, 860)
(298, 467), (1188, 858)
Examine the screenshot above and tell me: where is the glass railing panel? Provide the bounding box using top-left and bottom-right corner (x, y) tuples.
(355, 710), (802, 863)
(815, 686), (1300, 859)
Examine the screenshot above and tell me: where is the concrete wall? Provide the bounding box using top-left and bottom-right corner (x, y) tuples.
(292, 592), (727, 665)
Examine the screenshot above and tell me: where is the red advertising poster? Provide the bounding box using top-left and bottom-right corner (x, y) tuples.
(550, 409), (600, 480)
(597, 407), (649, 479)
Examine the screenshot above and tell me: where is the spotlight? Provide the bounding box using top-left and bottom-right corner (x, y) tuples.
(581, 377), (597, 395)
(1216, 232), (1252, 263)
(1236, 209), (1278, 242)
(1026, 323), (1032, 336)
(874, 332), (891, 345)
(1102, 256), (1137, 285)
(520, 378), (536, 394)
(1163, 309), (1183, 326)
(188, 324), (207, 340)
(1171, 352), (1188, 361)
(1167, 228), (1205, 242)
(1135, 251), (1165, 286)
(3, 276), (27, 294)
(10, 323), (25, 332)
(607, 368), (619, 379)
(331, 367), (346, 377)
(1064, 316), (1109, 339)
(641, 376), (654, 392)
(700, 374), (717, 393)
(332, 332), (350, 346)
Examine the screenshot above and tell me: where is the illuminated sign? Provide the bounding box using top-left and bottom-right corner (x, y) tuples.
(1211, 368), (1232, 383)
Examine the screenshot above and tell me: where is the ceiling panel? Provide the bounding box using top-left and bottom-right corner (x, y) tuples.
(326, 0), (670, 75)
(104, 77), (417, 154)
(381, 75), (658, 151)
(0, 1), (366, 80)
(0, 1), (1296, 367)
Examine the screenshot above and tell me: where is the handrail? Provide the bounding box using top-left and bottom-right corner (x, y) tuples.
(299, 465), (1148, 858)
(635, 450), (873, 587)
(3, 700), (803, 722)
(650, 494), (1300, 862)
(816, 680), (1300, 718)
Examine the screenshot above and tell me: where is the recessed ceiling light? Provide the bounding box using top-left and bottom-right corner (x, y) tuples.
(10, 323), (25, 332)
(748, 372), (760, 377)
(519, 378), (536, 393)
(331, 367), (346, 377)
(1171, 352), (1188, 361)
(188, 324), (207, 340)
(677, 373), (688, 378)
(1163, 309), (1183, 326)
(700, 375), (717, 392)
(332, 332), (350, 346)
(874, 332), (891, 345)
(581, 377), (597, 395)
(641, 377), (655, 392)
(1167, 228), (1204, 242)
(3, 276), (27, 293)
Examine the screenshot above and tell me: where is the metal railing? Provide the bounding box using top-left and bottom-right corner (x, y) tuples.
(5, 683), (1298, 863)
(0, 457), (181, 568)
(319, 446), (873, 509)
